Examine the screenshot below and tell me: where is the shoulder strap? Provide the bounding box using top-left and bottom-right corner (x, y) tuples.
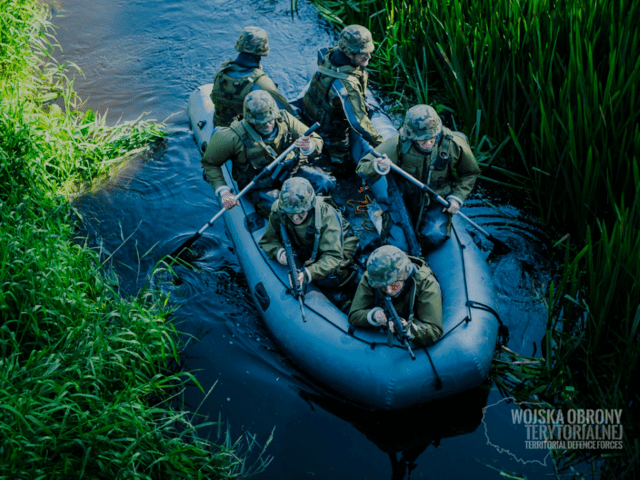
(317, 65), (352, 80)
(306, 197), (323, 264)
(399, 136), (412, 155)
(432, 133), (453, 170)
(406, 274), (417, 324)
(240, 120), (278, 158)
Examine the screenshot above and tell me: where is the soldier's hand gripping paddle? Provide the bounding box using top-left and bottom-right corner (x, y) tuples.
(367, 146), (511, 254)
(168, 122), (320, 260)
(386, 162), (511, 253)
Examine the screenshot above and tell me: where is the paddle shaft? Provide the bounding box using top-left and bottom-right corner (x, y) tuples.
(170, 122), (320, 258)
(368, 147), (509, 251)
(388, 163), (508, 249)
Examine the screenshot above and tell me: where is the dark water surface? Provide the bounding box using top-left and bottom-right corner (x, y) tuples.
(56, 0), (560, 478)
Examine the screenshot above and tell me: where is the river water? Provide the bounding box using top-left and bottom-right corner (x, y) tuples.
(55, 0), (561, 478)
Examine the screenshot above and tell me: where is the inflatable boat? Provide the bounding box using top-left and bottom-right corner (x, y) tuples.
(187, 84), (501, 410)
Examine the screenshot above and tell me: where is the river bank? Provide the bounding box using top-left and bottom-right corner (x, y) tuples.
(0, 1), (267, 477)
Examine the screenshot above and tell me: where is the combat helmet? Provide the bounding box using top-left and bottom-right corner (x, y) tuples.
(366, 245), (413, 288)
(338, 25), (374, 55)
(400, 105), (443, 141)
(279, 177), (316, 214)
(243, 90), (278, 125)
(235, 26), (270, 56)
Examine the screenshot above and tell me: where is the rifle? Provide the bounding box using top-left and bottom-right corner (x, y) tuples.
(380, 293), (416, 360)
(169, 122), (320, 259)
(364, 145), (422, 257)
(271, 151), (300, 184)
(385, 175), (422, 257)
(280, 223), (307, 322)
(387, 163), (511, 253)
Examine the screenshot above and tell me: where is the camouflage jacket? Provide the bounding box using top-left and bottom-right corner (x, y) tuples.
(259, 197), (356, 281)
(348, 256), (443, 346)
(302, 47), (382, 146)
(201, 111), (323, 195)
(356, 127), (480, 208)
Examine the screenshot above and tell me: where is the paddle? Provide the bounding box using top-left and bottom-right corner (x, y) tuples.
(168, 122), (320, 259)
(368, 149), (511, 253)
(388, 162), (511, 252)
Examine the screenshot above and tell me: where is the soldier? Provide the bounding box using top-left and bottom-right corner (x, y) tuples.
(202, 90), (328, 217)
(348, 245), (443, 347)
(302, 24), (383, 171)
(259, 177), (359, 291)
(211, 26), (294, 127)
(357, 104), (480, 247)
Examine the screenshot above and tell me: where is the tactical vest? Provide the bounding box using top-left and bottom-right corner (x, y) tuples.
(228, 116), (294, 189)
(396, 130), (470, 202)
(303, 47), (368, 136)
(273, 197), (344, 264)
(373, 271), (417, 325)
(211, 60), (267, 127)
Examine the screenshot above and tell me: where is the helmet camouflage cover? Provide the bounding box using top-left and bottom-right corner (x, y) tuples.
(235, 26), (270, 56)
(366, 245), (413, 288)
(400, 105), (443, 141)
(279, 177), (316, 214)
(338, 24), (374, 56)
(243, 90), (278, 125)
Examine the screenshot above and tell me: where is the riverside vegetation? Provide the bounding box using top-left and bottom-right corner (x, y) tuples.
(1, 0), (271, 477)
(304, 0), (639, 477)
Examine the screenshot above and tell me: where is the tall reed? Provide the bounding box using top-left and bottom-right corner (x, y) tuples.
(308, 0), (640, 476)
(309, 0), (639, 230)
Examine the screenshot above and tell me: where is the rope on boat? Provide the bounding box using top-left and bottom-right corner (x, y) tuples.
(424, 347), (443, 390)
(449, 222), (510, 349)
(467, 300), (510, 348)
(346, 194), (376, 231)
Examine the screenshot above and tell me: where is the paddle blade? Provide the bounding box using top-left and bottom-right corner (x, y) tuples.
(490, 237), (511, 254)
(168, 232), (202, 260)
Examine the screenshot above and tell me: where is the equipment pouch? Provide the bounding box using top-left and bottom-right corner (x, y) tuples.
(432, 134), (453, 170)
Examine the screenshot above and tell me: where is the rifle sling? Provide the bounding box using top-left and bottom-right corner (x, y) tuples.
(241, 119), (279, 159)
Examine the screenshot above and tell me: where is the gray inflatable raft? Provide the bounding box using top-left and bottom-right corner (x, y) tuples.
(187, 84), (500, 410)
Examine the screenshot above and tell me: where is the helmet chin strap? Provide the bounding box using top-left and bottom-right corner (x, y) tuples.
(413, 132), (442, 153)
(257, 124), (278, 141)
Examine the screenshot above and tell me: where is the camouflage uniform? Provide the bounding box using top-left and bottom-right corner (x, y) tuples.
(348, 247), (443, 346)
(259, 194), (358, 286)
(211, 26), (293, 127)
(357, 105), (480, 246)
(303, 25), (383, 166)
(201, 92), (323, 216)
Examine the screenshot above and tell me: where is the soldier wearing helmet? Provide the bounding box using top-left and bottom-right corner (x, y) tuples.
(356, 104), (480, 247)
(302, 24), (383, 169)
(210, 26), (294, 127)
(259, 177), (359, 292)
(202, 91), (326, 217)
(348, 245), (443, 346)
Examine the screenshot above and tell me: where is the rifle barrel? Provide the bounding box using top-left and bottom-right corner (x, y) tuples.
(280, 223), (307, 322)
(382, 294), (416, 360)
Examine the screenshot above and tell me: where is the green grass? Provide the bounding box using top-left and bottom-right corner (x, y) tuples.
(1, 0), (271, 477)
(307, 0), (640, 477)
(1, 193), (273, 478)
